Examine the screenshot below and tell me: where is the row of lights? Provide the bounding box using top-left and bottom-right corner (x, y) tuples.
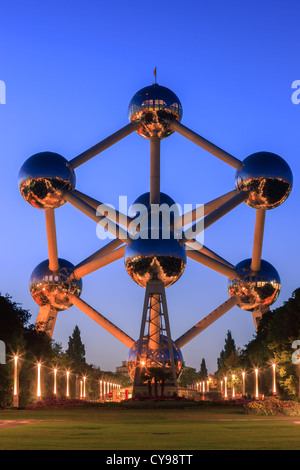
(194, 364), (277, 398)
(12, 356), (121, 405)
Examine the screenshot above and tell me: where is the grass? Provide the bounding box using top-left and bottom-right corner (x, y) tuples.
(1, 404), (300, 450)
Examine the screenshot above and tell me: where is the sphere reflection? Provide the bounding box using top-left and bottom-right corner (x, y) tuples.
(235, 152), (293, 209)
(30, 259), (82, 310)
(19, 152), (76, 209)
(126, 336), (183, 381)
(124, 236), (186, 288)
(228, 258), (281, 311)
(128, 84), (182, 139)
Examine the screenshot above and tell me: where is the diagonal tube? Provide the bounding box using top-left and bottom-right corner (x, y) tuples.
(176, 189), (238, 228)
(250, 209), (266, 272)
(185, 238), (234, 269)
(186, 248), (237, 279)
(184, 190), (249, 241)
(75, 238), (124, 271)
(73, 245), (125, 279)
(169, 120), (242, 169)
(45, 209), (59, 271)
(69, 121), (138, 169)
(64, 190), (129, 242)
(69, 295), (135, 348)
(72, 189), (132, 228)
(175, 297), (238, 348)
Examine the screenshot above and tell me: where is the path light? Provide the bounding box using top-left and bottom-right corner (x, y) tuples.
(66, 370), (70, 397)
(13, 355), (19, 407)
(83, 376), (86, 398)
(224, 376), (228, 399)
(242, 371), (245, 396)
(272, 363), (277, 395)
(232, 374), (235, 398)
(255, 368), (259, 399)
(53, 368), (58, 395)
(37, 362), (42, 398)
(13, 356), (18, 396)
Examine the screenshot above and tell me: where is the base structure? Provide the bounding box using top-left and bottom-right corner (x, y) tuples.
(132, 281), (179, 398)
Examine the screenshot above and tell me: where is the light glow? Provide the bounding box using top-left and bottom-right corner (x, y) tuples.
(37, 362), (42, 398)
(53, 368), (57, 395)
(13, 356), (18, 396)
(255, 368), (259, 399)
(272, 363), (277, 394)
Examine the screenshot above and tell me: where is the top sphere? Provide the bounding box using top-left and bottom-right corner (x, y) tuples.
(235, 151), (293, 209)
(19, 151), (76, 209)
(128, 84), (183, 139)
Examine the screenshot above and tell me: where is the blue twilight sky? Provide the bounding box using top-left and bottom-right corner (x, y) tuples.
(0, 0), (299, 375)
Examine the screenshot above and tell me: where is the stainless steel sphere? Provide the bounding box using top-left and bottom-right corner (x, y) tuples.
(29, 259), (82, 310)
(19, 151), (76, 209)
(235, 151), (293, 209)
(129, 192), (178, 234)
(228, 258), (281, 311)
(124, 236), (186, 288)
(126, 192), (186, 287)
(128, 84), (183, 139)
(126, 335), (183, 381)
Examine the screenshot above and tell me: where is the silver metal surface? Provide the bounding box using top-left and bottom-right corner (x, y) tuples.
(126, 335), (183, 381)
(29, 258), (82, 310)
(19, 152), (76, 209)
(128, 84), (182, 139)
(124, 236), (186, 288)
(235, 151), (293, 209)
(227, 258), (281, 311)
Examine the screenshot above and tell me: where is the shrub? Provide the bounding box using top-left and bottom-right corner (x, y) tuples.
(244, 397), (300, 416)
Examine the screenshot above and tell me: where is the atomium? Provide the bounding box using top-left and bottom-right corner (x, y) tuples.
(29, 259), (82, 310)
(227, 259), (281, 311)
(126, 336), (183, 381)
(128, 84), (183, 139)
(124, 236), (187, 288)
(18, 151), (76, 209)
(235, 151), (293, 210)
(19, 75), (293, 397)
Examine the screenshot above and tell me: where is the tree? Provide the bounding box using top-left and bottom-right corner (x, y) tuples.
(217, 330), (236, 371)
(66, 326), (86, 364)
(199, 358), (208, 380)
(178, 366), (199, 388)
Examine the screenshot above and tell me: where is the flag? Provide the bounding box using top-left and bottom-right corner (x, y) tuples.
(153, 67), (157, 83)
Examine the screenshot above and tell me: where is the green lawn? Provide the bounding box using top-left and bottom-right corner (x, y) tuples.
(0, 405), (300, 450)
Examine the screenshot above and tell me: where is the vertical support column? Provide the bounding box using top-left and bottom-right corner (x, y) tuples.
(35, 305), (58, 338)
(133, 281), (178, 397)
(45, 209), (59, 272)
(251, 209), (266, 272)
(148, 294), (161, 351)
(150, 138), (160, 205)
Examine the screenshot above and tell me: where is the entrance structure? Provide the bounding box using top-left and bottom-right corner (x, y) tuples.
(18, 79), (293, 397)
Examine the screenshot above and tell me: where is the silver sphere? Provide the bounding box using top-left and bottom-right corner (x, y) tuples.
(19, 151), (76, 209)
(124, 237), (186, 288)
(235, 151), (293, 209)
(129, 191), (178, 233)
(29, 259), (82, 310)
(126, 335), (183, 381)
(128, 84), (183, 139)
(228, 259), (281, 311)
